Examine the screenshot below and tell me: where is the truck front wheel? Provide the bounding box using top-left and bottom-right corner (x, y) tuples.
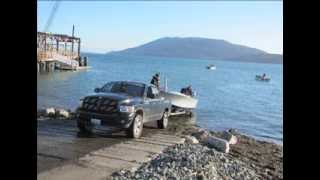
(157, 111), (169, 129)
(127, 113), (143, 138)
(77, 118), (93, 134)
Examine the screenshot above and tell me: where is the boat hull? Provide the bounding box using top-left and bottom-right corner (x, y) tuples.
(160, 91), (198, 109)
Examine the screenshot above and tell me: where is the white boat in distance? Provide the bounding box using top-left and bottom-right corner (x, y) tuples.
(255, 75), (271, 82)
(160, 91), (198, 109)
(206, 65), (216, 70)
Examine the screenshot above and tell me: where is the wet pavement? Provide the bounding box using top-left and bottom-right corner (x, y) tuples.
(38, 119), (123, 173)
(37, 116), (193, 177)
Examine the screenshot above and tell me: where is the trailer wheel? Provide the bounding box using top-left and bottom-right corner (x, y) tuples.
(186, 110), (194, 117)
(158, 111), (169, 129)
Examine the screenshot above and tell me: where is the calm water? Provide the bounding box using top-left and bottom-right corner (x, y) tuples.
(38, 53), (283, 144)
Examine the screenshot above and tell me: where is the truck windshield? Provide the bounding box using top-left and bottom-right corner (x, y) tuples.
(100, 82), (145, 97)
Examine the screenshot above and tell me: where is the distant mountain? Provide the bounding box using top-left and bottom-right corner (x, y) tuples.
(108, 37), (282, 64)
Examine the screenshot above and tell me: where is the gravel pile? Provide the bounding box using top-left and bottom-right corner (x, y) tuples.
(37, 108), (75, 120)
(111, 143), (260, 180)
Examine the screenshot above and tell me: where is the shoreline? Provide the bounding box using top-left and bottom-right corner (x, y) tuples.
(37, 107), (283, 179)
(37, 107), (282, 145)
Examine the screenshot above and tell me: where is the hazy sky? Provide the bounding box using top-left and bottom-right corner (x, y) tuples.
(37, 1), (283, 54)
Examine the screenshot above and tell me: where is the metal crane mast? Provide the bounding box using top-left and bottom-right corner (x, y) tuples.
(43, 1), (61, 32)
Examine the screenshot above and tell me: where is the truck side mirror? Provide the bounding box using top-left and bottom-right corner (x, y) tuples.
(94, 87), (100, 93)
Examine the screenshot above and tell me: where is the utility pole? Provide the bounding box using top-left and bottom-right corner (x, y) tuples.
(71, 25), (75, 53)
(78, 39), (81, 58)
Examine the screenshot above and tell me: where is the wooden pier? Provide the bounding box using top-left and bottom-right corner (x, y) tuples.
(37, 28), (88, 72)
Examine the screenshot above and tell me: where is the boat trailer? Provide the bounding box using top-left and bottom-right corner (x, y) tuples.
(169, 105), (194, 117)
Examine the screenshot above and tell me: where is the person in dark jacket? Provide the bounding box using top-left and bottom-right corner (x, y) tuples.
(180, 87), (186, 94)
(181, 85), (194, 97)
(150, 73), (160, 89)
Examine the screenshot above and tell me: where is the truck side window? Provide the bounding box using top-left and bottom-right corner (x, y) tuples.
(151, 87), (159, 98)
(147, 86), (159, 99)
(147, 87), (154, 99)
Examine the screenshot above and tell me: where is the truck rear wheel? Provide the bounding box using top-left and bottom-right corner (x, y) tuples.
(157, 111), (169, 129)
(127, 113), (143, 138)
(77, 118), (93, 134)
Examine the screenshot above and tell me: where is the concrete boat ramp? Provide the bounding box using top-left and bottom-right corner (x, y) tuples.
(37, 119), (185, 180)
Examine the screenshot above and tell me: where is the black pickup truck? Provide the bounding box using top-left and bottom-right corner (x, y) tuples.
(76, 81), (171, 138)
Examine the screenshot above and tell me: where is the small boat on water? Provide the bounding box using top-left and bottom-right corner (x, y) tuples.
(255, 75), (270, 82)
(206, 64), (216, 70)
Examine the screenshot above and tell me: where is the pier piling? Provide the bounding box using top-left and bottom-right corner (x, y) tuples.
(48, 62), (55, 72)
(40, 62), (46, 72)
(83, 56), (87, 66)
(79, 57), (83, 66)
